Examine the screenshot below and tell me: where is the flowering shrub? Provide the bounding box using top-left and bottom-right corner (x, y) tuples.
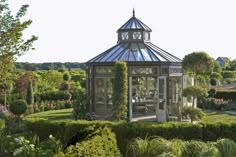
(0, 133), (62, 157)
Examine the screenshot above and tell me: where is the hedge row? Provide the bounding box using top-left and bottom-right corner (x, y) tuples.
(24, 119), (236, 155)
(215, 91), (236, 101)
(35, 91), (72, 101)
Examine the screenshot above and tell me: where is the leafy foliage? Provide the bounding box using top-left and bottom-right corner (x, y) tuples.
(183, 86), (208, 107)
(9, 99), (27, 116)
(208, 88), (216, 98)
(113, 61), (128, 120)
(182, 107), (205, 122)
(210, 72), (222, 80)
(59, 127), (122, 157)
(0, 133), (62, 157)
(126, 137), (182, 157)
(26, 80), (34, 105)
(215, 138), (236, 157)
(0, 0), (37, 82)
(210, 78), (217, 86)
(182, 52), (214, 85)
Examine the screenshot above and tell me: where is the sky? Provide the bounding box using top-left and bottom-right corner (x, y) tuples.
(8, 0), (236, 63)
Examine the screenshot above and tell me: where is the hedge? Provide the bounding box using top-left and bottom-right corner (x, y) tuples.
(58, 127), (122, 157)
(215, 91), (236, 101)
(24, 119), (236, 155)
(35, 91), (72, 101)
(0, 119), (5, 129)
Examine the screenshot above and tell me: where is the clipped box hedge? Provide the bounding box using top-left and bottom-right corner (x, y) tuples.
(215, 91), (236, 101)
(24, 119), (236, 155)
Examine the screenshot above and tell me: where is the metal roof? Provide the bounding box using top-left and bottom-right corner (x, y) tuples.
(87, 10), (181, 64)
(87, 42), (181, 63)
(117, 10), (152, 32)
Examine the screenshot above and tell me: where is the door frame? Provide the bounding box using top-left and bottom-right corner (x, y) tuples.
(157, 76), (167, 122)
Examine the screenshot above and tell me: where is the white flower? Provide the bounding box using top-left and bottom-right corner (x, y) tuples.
(29, 144), (35, 149)
(49, 134), (53, 139)
(13, 147), (23, 156)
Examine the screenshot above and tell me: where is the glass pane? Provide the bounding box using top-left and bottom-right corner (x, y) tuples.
(132, 76), (157, 117)
(95, 67), (114, 74)
(133, 32), (142, 40)
(159, 78), (165, 109)
(161, 66), (169, 75)
(94, 78), (113, 115)
(140, 48), (152, 61)
(121, 32), (129, 40)
(95, 78), (106, 108)
(131, 67), (158, 75)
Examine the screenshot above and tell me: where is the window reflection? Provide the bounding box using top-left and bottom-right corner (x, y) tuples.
(95, 78), (113, 115)
(121, 32), (129, 40)
(132, 76), (157, 116)
(133, 32), (142, 40)
(131, 67), (158, 75)
(95, 67), (114, 74)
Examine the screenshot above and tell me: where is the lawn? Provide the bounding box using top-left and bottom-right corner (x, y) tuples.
(25, 108), (236, 123)
(25, 108), (73, 121)
(202, 110), (236, 123)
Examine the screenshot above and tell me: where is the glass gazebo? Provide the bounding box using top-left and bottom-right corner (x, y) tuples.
(86, 10), (183, 121)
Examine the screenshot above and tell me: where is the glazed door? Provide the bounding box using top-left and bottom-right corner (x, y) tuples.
(157, 76), (167, 122)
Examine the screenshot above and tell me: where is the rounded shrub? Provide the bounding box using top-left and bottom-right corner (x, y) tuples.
(182, 107), (205, 123)
(210, 78), (217, 86)
(9, 99), (27, 116)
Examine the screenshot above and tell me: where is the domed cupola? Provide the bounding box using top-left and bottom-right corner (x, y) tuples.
(117, 9), (152, 42)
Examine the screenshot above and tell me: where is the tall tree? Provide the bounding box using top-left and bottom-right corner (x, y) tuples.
(0, 0), (38, 82)
(26, 79), (34, 105)
(182, 52), (213, 107)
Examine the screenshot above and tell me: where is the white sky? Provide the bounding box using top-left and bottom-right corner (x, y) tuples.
(8, 0), (236, 63)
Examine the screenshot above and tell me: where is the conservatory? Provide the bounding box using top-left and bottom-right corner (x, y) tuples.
(86, 10), (184, 122)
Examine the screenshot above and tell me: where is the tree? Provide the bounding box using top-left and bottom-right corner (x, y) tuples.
(63, 73), (71, 81)
(210, 72), (222, 80)
(0, 0), (38, 82)
(26, 80), (34, 105)
(183, 86), (207, 108)
(231, 59), (236, 70)
(182, 52), (214, 86)
(182, 106), (205, 123)
(0, 83), (7, 107)
(9, 99), (27, 118)
(112, 61), (128, 120)
(213, 60), (222, 73)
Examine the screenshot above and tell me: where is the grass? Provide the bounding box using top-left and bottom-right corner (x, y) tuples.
(25, 108), (73, 121)
(202, 110), (236, 123)
(25, 108), (236, 123)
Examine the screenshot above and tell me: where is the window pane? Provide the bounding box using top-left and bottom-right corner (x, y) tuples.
(133, 32), (142, 40)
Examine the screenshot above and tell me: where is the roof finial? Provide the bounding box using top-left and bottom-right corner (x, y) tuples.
(133, 8), (135, 17)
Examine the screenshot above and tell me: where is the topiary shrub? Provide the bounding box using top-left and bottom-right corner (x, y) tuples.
(182, 107), (205, 123)
(210, 78), (217, 86)
(113, 61), (128, 121)
(9, 99), (27, 117)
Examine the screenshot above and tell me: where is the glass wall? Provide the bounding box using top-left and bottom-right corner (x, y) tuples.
(168, 77), (182, 117)
(131, 66), (158, 117)
(94, 77), (113, 116)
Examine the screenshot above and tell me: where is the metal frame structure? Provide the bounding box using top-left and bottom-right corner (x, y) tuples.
(86, 10), (183, 121)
